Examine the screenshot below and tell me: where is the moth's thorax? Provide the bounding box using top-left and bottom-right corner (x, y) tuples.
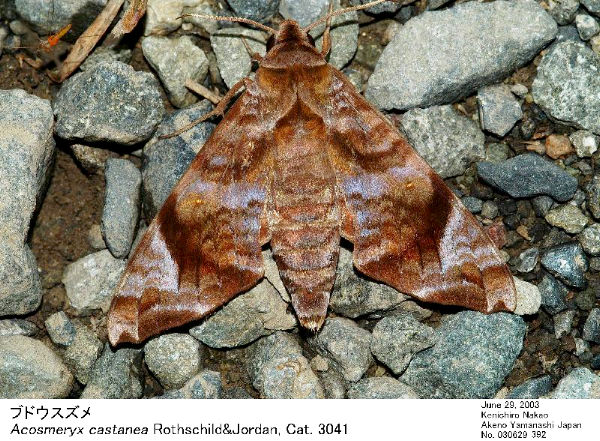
(261, 20), (326, 69)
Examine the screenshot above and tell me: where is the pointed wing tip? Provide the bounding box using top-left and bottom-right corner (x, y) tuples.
(298, 314), (326, 333)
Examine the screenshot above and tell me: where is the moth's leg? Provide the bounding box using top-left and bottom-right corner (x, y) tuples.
(159, 78), (249, 139)
(241, 37), (264, 64)
(320, 1), (334, 56)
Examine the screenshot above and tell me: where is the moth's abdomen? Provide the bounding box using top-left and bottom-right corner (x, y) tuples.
(270, 100), (341, 331)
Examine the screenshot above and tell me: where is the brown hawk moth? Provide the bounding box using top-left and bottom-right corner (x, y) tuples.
(107, 0), (516, 346)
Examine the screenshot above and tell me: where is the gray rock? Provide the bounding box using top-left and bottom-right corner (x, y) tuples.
(592, 354), (600, 369)
(400, 105), (485, 178)
(349, 0), (401, 14)
(477, 84), (523, 137)
(101, 159), (141, 259)
(477, 154), (578, 202)
(63, 325), (103, 384)
(161, 370), (222, 399)
(347, 377), (419, 399)
(279, 0), (330, 27)
(0, 335), (73, 398)
(485, 142), (512, 163)
(553, 309), (576, 338)
(70, 144), (112, 174)
(0, 89), (54, 317)
(87, 224), (106, 250)
(80, 47), (133, 72)
(45, 311), (76, 346)
(54, 61), (164, 145)
(211, 27), (266, 89)
(538, 273), (568, 315)
(189, 280), (296, 348)
(532, 42), (600, 135)
(511, 83), (529, 98)
(307, 317), (372, 382)
(540, 242), (588, 288)
(513, 277), (542, 316)
(462, 196), (483, 214)
(366, 1), (557, 110)
(586, 174), (600, 220)
(62, 250), (126, 314)
(262, 249), (290, 302)
(142, 36), (209, 108)
(549, 367), (600, 398)
(145, 0), (220, 35)
(545, 204), (589, 234)
(144, 333), (202, 389)
(570, 130), (599, 157)
(547, 0), (580, 25)
(583, 308), (600, 343)
(142, 101), (215, 219)
(579, 224), (600, 255)
(227, 0), (280, 22)
(0, 319), (37, 337)
(507, 375), (553, 399)
(330, 247), (408, 318)
(481, 201), (499, 219)
(517, 248), (539, 273)
(0, 0), (17, 20)
(371, 313), (437, 375)
(247, 332), (324, 398)
(576, 14), (600, 39)
(583, 0), (600, 16)
(533, 196), (555, 217)
(81, 344), (143, 399)
(317, 370), (346, 399)
(400, 312), (526, 399)
(15, 0), (106, 34)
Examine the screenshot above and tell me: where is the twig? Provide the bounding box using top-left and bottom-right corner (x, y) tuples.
(185, 79), (223, 105)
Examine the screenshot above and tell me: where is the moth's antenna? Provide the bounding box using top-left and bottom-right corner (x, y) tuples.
(304, 0), (398, 32)
(179, 14), (277, 34)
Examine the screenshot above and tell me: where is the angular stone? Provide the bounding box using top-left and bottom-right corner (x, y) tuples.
(507, 375), (553, 399)
(533, 42), (600, 135)
(400, 312), (526, 398)
(307, 317), (372, 382)
(400, 105), (485, 178)
(101, 159), (141, 259)
(545, 204), (589, 234)
(550, 367), (600, 398)
(0, 319), (37, 337)
(330, 247), (408, 318)
(513, 277), (542, 316)
(366, 0), (557, 110)
(0, 89), (54, 316)
(62, 250), (126, 313)
(144, 334), (202, 389)
(189, 280), (296, 348)
(579, 224), (600, 255)
(370, 313), (437, 375)
(81, 345), (143, 399)
(553, 309), (576, 338)
(44, 311), (76, 346)
(477, 84), (523, 137)
(347, 377), (419, 399)
(54, 61), (164, 145)
(247, 332), (323, 399)
(583, 308), (600, 343)
(477, 154), (577, 202)
(538, 273), (568, 315)
(160, 370), (222, 399)
(142, 36), (209, 108)
(540, 242), (588, 288)
(570, 130), (598, 158)
(0, 335), (73, 398)
(63, 325), (103, 384)
(145, 0), (219, 35)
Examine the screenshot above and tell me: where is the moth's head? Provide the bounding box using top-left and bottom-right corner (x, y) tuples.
(266, 20), (316, 51)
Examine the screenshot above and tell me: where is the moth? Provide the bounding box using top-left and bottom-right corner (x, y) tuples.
(108, 0), (517, 346)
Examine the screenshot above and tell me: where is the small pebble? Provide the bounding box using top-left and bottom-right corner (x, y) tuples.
(582, 308), (600, 343)
(575, 14), (600, 41)
(550, 367), (600, 399)
(545, 134), (573, 159)
(540, 242), (588, 288)
(553, 310), (576, 339)
(570, 130), (598, 158)
(44, 311), (76, 346)
(507, 375), (553, 399)
(538, 273), (568, 315)
(545, 204), (589, 234)
(144, 334), (202, 389)
(517, 248), (539, 273)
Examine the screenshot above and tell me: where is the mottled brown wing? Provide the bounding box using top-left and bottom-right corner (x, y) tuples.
(108, 90), (273, 345)
(326, 70), (516, 313)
